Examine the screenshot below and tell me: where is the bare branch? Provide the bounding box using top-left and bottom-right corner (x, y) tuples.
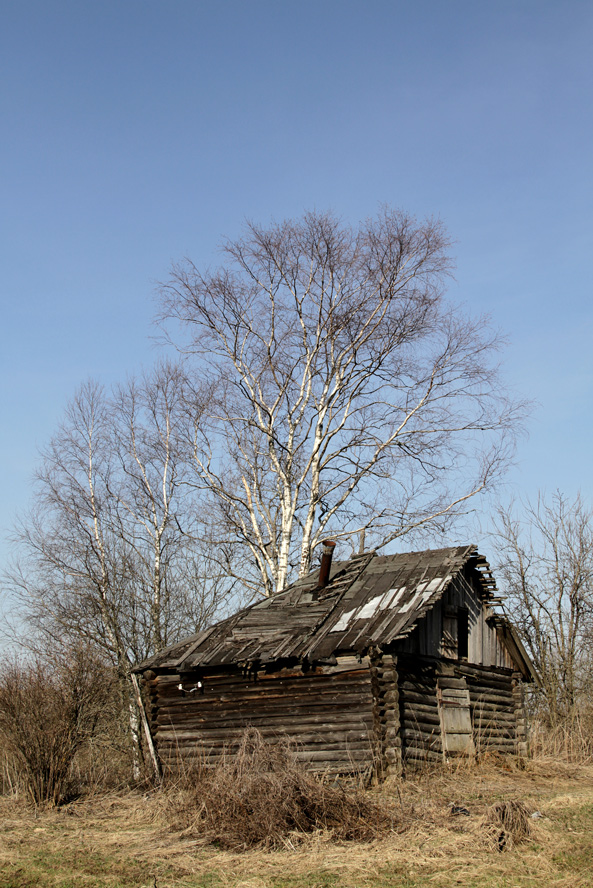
(158, 208), (527, 592)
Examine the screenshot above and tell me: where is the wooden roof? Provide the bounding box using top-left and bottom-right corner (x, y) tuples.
(136, 544), (505, 673)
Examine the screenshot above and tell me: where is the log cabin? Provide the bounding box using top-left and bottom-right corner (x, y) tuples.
(135, 544), (537, 777)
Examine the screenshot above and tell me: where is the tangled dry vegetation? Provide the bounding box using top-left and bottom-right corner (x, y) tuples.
(165, 729), (395, 850)
(483, 798), (531, 851)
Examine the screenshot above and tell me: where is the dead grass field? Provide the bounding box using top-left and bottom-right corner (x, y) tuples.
(1, 758), (592, 888)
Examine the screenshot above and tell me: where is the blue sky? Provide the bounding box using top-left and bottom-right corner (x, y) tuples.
(1, 0), (592, 571)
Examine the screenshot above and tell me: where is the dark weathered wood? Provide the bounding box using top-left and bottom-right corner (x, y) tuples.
(402, 749), (443, 765)
(458, 663), (515, 684)
(402, 713), (441, 729)
(436, 677), (468, 690)
(157, 724), (372, 742)
(152, 661), (375, 773)
(398, 689), (438, 706)
(402, 728), (441, 741)
(402, 704), (441, 720)
(511, 672), (530, 757)
(471, 687), (515, 702)
(370, 652), (402, 778)
(474, 710), (515, 724)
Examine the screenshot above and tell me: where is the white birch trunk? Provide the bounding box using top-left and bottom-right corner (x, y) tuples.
(126, 678), (143, 782)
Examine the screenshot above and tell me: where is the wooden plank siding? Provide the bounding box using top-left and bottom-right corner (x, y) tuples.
(396, 573), (515, 670)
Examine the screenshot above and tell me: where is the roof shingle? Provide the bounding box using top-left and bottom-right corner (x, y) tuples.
(135, 544), (498, 673)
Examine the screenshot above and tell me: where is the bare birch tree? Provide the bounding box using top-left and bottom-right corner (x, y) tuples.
(160, 208), (525, 595)
(7, 365), (237, 777)
(495, 492), (593, 725)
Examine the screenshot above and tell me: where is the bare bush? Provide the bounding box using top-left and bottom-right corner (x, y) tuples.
(168, 729), (395, 849)
(0, 649), (115, 805)
(495, 492), (593, 726)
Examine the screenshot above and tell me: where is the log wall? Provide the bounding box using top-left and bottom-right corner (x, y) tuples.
(370, 653), (402, 777)
(512, 671), (530, 757)
(456, 662), (519, 753)
(142, 652), (527, 777)
(394, 655), (523, 767)
(145, 656), (376, 774)
(396, 656), (443, 767)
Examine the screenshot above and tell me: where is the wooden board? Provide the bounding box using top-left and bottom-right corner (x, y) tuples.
(437, 681), (476, 757)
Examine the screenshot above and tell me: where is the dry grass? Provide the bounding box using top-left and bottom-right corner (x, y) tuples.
(1, 758), (593, 887)
(165, 729), (394, 849)
(529, 712), (593, 763)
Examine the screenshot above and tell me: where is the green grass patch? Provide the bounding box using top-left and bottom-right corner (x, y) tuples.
(0, 847), (181, 888)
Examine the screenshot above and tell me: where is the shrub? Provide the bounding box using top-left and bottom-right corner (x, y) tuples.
(0, 648), (114, 805)
(169, 728), (395, 850)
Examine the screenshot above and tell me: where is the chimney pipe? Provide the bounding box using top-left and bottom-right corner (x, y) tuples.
(317, 540), (336, 589)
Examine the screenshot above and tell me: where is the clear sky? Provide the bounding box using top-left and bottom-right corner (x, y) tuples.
(1, 0), (592, 572)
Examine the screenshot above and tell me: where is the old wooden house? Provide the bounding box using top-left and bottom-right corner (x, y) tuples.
(135, 544), (537, 776)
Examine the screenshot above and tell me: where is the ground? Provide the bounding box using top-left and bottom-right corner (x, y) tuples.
(1, 758), (592, 888)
